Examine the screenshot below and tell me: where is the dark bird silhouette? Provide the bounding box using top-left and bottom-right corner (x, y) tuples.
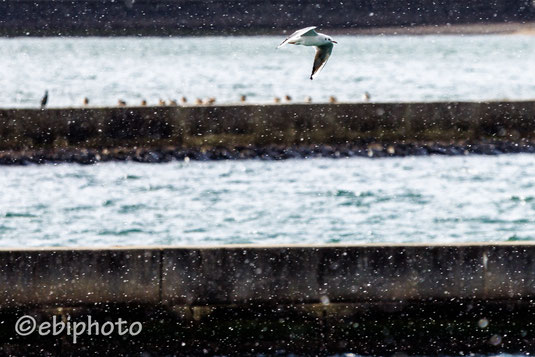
(83, 97), (89, 106)
(40, 90), (48, 108)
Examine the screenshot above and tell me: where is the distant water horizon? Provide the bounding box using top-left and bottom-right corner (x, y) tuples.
(1, 34), (535, 108)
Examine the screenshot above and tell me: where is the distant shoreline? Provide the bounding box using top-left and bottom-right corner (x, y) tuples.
(3, 22), (535, 38)
(326, 22), (535, 36)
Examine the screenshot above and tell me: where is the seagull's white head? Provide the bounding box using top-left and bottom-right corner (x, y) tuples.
(323, 36), (337, 44)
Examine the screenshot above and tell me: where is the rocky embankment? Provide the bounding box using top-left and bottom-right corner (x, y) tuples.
(1, 141), (534, 165)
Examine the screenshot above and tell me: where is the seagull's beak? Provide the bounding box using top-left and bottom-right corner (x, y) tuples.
(332, 40), (338, 44)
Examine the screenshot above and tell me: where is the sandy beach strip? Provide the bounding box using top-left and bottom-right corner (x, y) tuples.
(325, 21), (535, 36)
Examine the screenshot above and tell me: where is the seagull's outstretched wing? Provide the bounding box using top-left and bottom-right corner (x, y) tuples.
(277, 26), (317, 48)
(310, 42), (333, 80)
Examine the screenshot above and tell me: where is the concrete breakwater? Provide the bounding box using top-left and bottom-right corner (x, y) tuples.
(1, 243), (535, 355)
(1, 101), (535, 164)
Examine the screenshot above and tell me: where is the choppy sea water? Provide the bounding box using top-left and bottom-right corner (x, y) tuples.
(1, 34), (535, 107)
(1, 154), (534, 247)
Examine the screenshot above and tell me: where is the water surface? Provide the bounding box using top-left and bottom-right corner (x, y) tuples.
(1, 35), (535, 107)
(1, 155), (534, 247)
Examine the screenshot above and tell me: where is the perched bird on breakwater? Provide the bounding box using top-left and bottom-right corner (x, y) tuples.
(329, 96), (337, 103)
(240, 95), (247, 103)
(169, 99), (178, 106)
(158, 99), (166, 106)
(362, 91), (371, 102)
(304, 96), (312, 103)
(140, 99), (147, 106)
(83, 97), (89, 106)
(273, 97), (281, 103)
(180, 96), (187, 105)
(206, 97), (216, 105)
(195, 98), (203, 105)
(284, 95), (292, 102)
(40, 90), (48, 108)
(277, 26), (337, 80)
(118, 99), (127, 107)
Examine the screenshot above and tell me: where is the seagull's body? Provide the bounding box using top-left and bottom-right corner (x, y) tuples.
(278, 26), (337, 80)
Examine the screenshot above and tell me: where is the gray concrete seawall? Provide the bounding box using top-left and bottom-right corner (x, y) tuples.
(1, 101), (535, 154)
(1, 243), (533, 307)
(1, 243), (535, 354)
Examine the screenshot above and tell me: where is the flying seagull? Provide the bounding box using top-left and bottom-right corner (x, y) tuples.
(278, 26), (337, 80)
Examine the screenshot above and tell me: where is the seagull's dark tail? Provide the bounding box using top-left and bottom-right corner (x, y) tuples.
(310, 75), (313, 80)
